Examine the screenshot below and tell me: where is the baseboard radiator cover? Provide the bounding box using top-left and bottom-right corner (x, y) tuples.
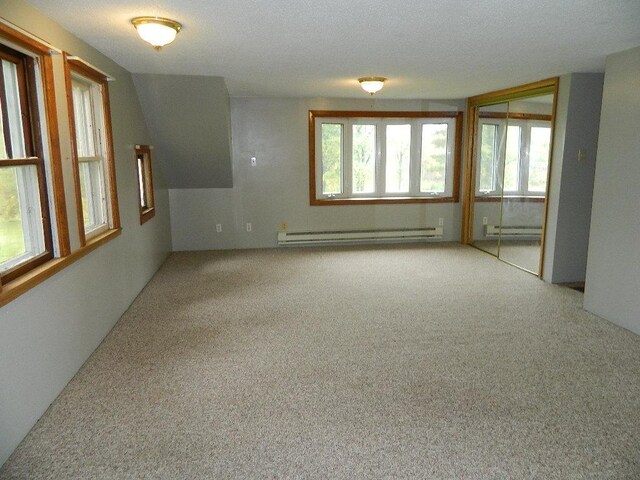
(485, 225), (542, 238)
(278, 227), (444, 246)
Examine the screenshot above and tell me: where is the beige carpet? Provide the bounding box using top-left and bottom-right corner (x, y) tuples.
(1, 243), (639, 479)
(473, 240), (542, 274)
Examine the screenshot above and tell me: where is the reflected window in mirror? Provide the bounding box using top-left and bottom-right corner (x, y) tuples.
(476, 116), (551, 198)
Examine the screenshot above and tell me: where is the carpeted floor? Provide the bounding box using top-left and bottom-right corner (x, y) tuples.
(1, 243), (639, 479)
(473, 240), (542, 274)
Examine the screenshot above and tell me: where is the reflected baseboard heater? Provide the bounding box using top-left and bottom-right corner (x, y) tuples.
(278, 227), (443, 246)
(485, 225), (542, 237)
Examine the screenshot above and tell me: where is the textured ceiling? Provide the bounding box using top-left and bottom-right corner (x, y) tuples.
(26, 0), (640, 99)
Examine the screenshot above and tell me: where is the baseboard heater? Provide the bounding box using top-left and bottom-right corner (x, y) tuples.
(278, 227), (443, 246)
(485, 225), (542, 237)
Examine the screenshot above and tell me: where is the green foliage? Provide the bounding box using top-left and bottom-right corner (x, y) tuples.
(527, 126), (551, 191)
(0, 219), (25, 263)
(0, 167), (26, 262)
(420, 124), (447, 192)
(504, 125), (521, 191)
(386, 125), (411, 192)
(321, 124), (342, 194)
(352, 125), (375, 193)
(479, 124), (497, 192)
(0, 167), (20, 221)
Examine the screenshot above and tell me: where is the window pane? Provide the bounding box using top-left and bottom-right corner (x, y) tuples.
(504, 125), (520, 192)
(386, 124), (411, 193)
(352, 124), (376, 194)
(420, 123), (448, 193)
(321, 123), (342, 194)
(528, 126), (551, 192)
(137, 156), (147, 208)
(479, 124), (497, 192)
(0, 98), (7, 160)
(79, 160), (106, 232)
(0, 165), (45, 270)
(72, 80), (96, 158)
(2, 59), (26, 158)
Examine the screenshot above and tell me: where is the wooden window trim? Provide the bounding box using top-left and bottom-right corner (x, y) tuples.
(0, 22), (56, 56)
(473, 196), (546, 203)
(0, 228), (121, 307)
(0, 28), (69, 289)
(309, 110), (463, 206)
(63, 52), (120, 246)
(135, 144), (155, 224)
(478, 112), (552, 121)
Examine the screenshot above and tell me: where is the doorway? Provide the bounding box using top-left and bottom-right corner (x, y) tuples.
(462, 79), (558, 276)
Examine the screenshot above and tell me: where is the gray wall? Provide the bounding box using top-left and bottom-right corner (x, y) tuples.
(0, 1), (172, 466)
(584, 47), (640, 334)
(133, 74), (233, 189)
(543, 73), (603, 283)
(170, 97), (465, 250)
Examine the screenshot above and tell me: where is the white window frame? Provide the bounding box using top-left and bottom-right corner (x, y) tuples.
(70, 74), (109, 238)
(476, 118), (552, 198)
(312, 113), (459, 202)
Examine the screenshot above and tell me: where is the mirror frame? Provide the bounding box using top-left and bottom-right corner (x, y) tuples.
(461, 77), (559, 277)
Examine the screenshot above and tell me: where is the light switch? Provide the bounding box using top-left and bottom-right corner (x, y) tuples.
(578, 149), (586, 162)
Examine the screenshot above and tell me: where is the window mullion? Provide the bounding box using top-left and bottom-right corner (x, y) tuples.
(445, 118), (455, 196)
(315, 121), (324, 197)
(496, 121), (507, 195)
(0, 59), (15, 158)
(521, 123), (532, 195)
(377, 121), (386, 195)
(410, 119), (421, 195)
(343, 119), (353, 197)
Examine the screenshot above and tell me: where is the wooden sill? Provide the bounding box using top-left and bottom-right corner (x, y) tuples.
(140, 207), (155, 224)
(311, 197), (457, 206)
(0, 228), (121, 308)
(474, 196), (545, 203)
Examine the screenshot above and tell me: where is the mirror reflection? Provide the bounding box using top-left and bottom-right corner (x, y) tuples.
(471, 93), (554, 274)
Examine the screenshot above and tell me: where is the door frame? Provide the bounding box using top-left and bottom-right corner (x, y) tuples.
(461, 77), (559, 277)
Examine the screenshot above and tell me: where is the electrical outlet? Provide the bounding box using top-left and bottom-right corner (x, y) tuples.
(250, 156), (257, 166)
(246, 222), (252, 232)
(438, 217), (444, 226)
(216, 224), (222, 233)
(482, 217), (488, 225)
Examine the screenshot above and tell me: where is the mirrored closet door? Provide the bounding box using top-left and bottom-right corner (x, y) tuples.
(464, 80), (558, 276)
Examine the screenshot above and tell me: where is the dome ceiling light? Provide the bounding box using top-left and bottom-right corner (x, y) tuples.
(131, 17), (182, 51)
(358, 77), (386, 95)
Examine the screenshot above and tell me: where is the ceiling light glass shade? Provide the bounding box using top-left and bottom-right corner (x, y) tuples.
(131, 17), (182, 50)
(358, 77), (386, 95)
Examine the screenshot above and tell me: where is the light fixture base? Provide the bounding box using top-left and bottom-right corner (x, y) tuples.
(131, 16), (182, 50)
(358, 76), (387, 95)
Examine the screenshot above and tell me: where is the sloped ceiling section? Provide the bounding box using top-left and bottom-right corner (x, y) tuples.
(133, 74), (233, 188)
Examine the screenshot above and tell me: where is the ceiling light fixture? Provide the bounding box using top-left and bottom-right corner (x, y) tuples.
(131, 17), (182, 51)
(358, 77), (386, 95)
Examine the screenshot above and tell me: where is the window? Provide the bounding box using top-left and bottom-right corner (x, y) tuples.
(0, 42), (56, 284)
(476, 116), (551, 197)
(64, 54), (120, 244)
(310, 111), (462, 205)
(135, 144), (155, 224)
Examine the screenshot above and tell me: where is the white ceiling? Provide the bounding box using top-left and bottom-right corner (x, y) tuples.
(27, 0), (640, 99)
